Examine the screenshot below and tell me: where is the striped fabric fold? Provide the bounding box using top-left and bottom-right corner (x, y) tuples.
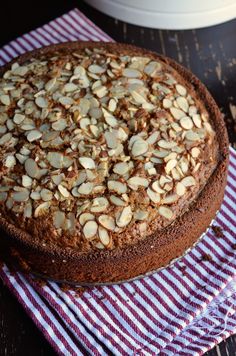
(0, 8), (236, 356)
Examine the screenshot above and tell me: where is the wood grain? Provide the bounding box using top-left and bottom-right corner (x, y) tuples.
(0, 1), (235, 355)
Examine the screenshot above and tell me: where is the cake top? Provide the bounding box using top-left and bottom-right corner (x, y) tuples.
(0, 45), (218, 251)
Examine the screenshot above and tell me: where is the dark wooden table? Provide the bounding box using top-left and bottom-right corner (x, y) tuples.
(0, 1), (236, 355)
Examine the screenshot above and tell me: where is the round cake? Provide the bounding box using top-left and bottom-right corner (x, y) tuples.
(0, 42), (228, 284)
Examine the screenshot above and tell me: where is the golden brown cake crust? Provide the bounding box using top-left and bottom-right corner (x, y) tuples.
(0, 42), (229, 284)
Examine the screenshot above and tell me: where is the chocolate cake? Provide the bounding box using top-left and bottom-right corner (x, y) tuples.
(0, 42), (229, 284)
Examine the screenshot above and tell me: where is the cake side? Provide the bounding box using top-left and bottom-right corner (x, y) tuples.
(0, 42), (229, 283)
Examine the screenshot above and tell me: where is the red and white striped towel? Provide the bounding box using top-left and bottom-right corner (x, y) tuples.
(0, 8), (236, 356)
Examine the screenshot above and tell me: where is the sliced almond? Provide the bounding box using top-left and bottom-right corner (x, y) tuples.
(147, 187), (160, 203)
(152, 181), (165, 194)
(176, 97), (189, 112)
(176, 84), (187, 96)
(110, 195), (126, 207)
(192, 114), (202, 128)
(13, 113), (25, 124)
(83, 221), (98, 239)
(58, 184), (70, 198)
(123, 68), (141, 78)
(180, 117), (193, 130)
(116, 206), (133, 227)
(98, 215), (115, 231)
(78, 182), (93, 195)
(176, 182), (186, 196)
(158, 206), (173, 220)
(165, 159), (177, 174)
(79, 213), (95, 226)
(35, 202), (50, 217)
(163, 98), (172, 109)
(41, 188), (53, 201)
(90, 197), (109, 213)
(170, 107), (185, 120)
(24, 158), (39, 178)
(131, 139), (148, 156)
(108, 180), (127, 194)
(79, 157), (96, 169)
(161, 194), (178, 204)
(158, 140), (176, 149)
(27, 130), (42, 142)
(147, 131), (159, 145)
(191, 147), (201, 158)
(127, 176), (149, 190)
(12, 189), (29, 202)
(185, 130), (200, 141)
(113, 162), (129, 175)
(134, 210), (149, 220)
(181, 176), (196, 187)
(98, 227), (110, 246)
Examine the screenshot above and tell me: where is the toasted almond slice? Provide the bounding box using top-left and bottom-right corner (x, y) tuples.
(27, 130), (42, 142)
(13, 113), (25, 124)
(181, 176), (196, 187)
(78, 182), (93, 195)
(176, 182), (186, 196)
(191, 147), (201, 158)
(131, 139), (148, 157)
(163, 98), (172, 108)
(35, 96), (48, 108)
(180, 116), (193, 130)
(35, 202), (50, 218)
(161, 194), (178, 204)
(79, 157), (96, 169)
(147, 131), (159, 144)
(0, 133), (12, 145)
(12, 190), (29, 202)
(170, 107), (185, 120)
(52, 119), (67, 131)
(147, 187), (160, 203)
(102, 108), (118, 127)
(0, 95), (10, 106)
(98, 227), (110, 246)
(88, 64), (106, 74)
(123, 68), (141, 78)
(158, 206), (173, 219)
(108, 180), (127, 194)
(116, 206), (133, 227)
(58, 184), (70, 198)
(152, 181), (165, 194)
(165, 159), (177, 174)
(83, 221), (98, 239)
(113, 162), (129, 175)
(108, 98), (117, 112)
(176, 84), (187, 96)
(90, 197), (109, 213)
(24, 158), (39, 178)
(134, 210), (149, 220)
(98, 215), (116, 231)
(127, 176), (149, 190)
(131, 90), (147, 104)
(192, 114), (202, 128)
(176, 96), (189, 112)
(79, 213), (95, 226)
(22, 175), (32, 188)
(185, 130), (200, 141)
(41, 188), (53, 201)
(110, 195), (126, 207)
(158, 139), (176, 149)
(164, 152), (177, 162)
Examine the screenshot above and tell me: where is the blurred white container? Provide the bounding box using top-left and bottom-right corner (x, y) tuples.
(85, 0), (236, 29)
